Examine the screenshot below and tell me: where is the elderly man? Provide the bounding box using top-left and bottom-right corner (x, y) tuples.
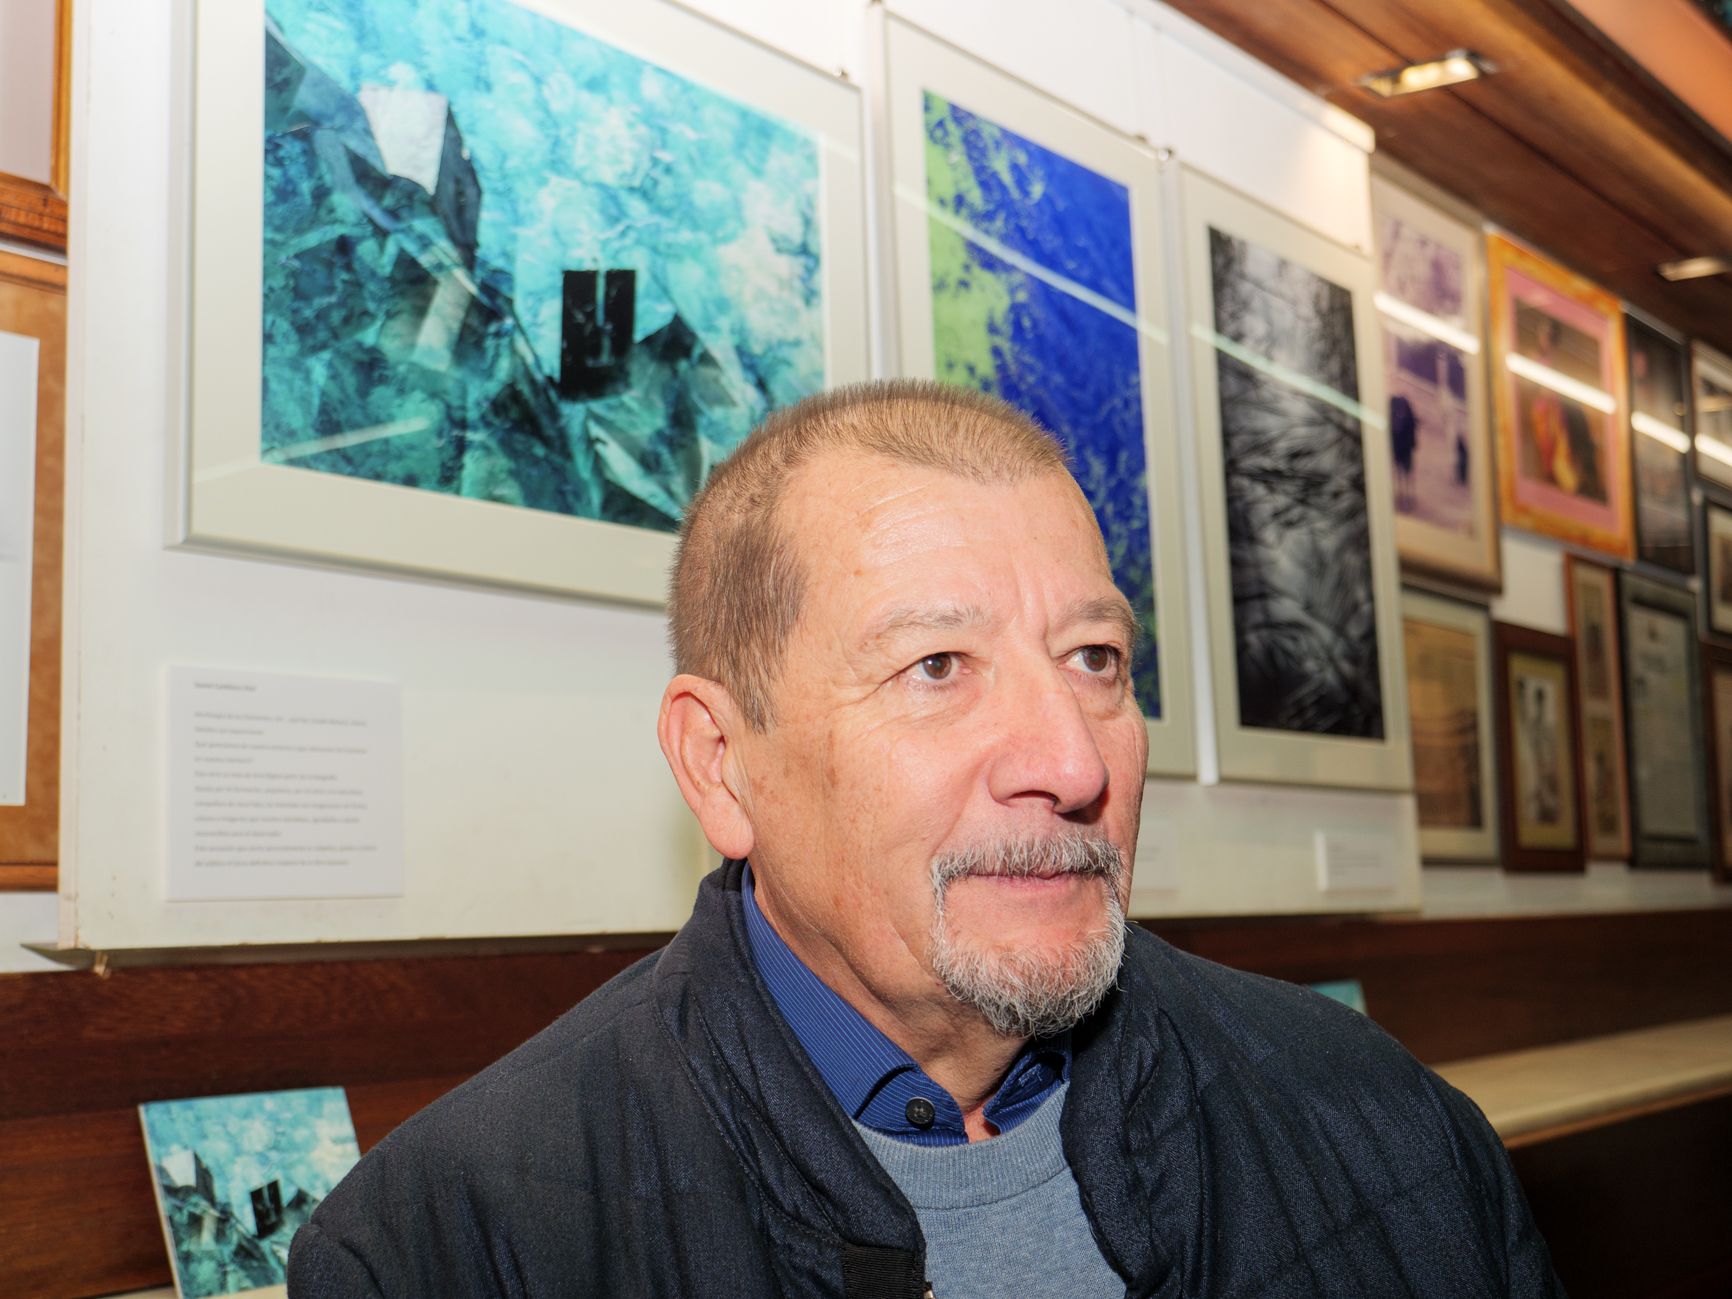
(289, 382), (1561, 1298)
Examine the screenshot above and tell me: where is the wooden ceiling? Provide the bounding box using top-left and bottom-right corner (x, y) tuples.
(1159, 0), (1732, 356)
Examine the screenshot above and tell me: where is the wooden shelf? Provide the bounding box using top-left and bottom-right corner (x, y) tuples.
(1437, 1013), (1732, 1148)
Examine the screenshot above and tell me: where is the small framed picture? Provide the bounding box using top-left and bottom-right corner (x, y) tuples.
(1372, 177), (1500, 590)
(1693, 344), (1732, 494)
(1702, 496), (1732, 640)
(1701, 641), (1732, 883)
(1564, 556), (1631, 860)
(1486, 234), (1633, 560)
(1493, 621), (1584, 872)
(1620, 571), (1712, 869)
(1401, 589), (1499, 862)
(1626, 315), (1694, 575)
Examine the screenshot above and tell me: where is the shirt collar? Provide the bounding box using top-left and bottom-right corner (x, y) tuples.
(741, 862), (1069, 1145)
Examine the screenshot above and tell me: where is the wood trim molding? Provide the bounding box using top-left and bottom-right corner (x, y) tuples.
(0, 249), (67, 883)
(0, 0), (72, 252)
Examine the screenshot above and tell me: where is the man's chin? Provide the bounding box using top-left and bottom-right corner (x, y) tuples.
(929, 908), (1127, 1039)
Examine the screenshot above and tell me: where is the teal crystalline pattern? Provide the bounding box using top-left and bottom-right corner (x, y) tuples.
(261, 0), (824, 533)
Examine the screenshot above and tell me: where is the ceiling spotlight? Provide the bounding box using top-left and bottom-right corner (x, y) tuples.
(1656, 255), (1732, 282)
(1357, 50), (1496, 98)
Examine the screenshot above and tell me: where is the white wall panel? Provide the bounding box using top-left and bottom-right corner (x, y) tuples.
(1490, 531), (1569, 634)
(1133, 16), (1373, 253)
(885, 0), (1141, 135)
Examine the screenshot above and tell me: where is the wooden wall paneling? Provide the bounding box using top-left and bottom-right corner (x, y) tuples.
(1511, 1092), (1732, 1299)
(0, 947), (655, 1121)
(0, 251), (66, 887)
(1149, 909), (1732, 1063)
(1325, 0), (1732, 262)
(2, 909), (1731, 1294)
(0, 1076), (472, 1299)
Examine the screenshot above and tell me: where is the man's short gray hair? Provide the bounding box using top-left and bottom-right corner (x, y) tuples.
(667, 380), (1072, 729)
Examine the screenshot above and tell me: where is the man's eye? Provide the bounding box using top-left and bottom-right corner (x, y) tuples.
(914, 653), (957, 682)
(1075, 645), (1121, 676)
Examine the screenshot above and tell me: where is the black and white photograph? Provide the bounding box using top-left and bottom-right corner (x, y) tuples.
(1209, 227), (1384, 741)
(1182, 168), (1408, 792)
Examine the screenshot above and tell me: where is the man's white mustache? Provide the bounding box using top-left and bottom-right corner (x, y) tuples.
(931, 835), (1124, 887)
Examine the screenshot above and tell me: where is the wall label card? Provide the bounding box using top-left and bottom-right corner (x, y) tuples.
(166, 668), (404, 900)
(1315, 830), (1398, 892)
(0, 330), (40, 806)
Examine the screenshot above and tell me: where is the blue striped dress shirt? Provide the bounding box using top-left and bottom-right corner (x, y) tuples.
(741, 863), (1069, 1146)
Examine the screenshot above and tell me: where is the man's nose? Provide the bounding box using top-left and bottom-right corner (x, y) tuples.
(984, 657), (1112, 816)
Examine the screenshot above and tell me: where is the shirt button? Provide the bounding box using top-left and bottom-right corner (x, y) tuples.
(905, 1096), (936, 1129)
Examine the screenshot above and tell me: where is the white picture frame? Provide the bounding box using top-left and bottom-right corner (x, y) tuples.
(1370, 175), (1500, 590)
(1179, 166), (1412, 791)
(174, 0), (870, 605)
(1400, 588), (1498, 862)
(880, 14), (1196, 778)
(1693, 343), (1732, 495)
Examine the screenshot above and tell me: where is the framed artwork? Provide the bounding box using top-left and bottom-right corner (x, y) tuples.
(1400, 590), (1498, 862)
(1619, 571), (1711, 869)
(177, 0), (870, 604)
(1694, 344), (1732, 494)
(0, 251), (66, 889)
(1700, 641), (1732, 882)
(1371, 177), (1499, 589)
(882, 16), (1194, 776)
(0, 0), (71, 250)
(1703, 497), (1732, 640)
(1492, 622), (1583, 872)
(1626, 315), (1695, 574)
(1564, 556), (1630, 859)
(1486, 233), (1633, 559)
(1180, 167), (1410, 791)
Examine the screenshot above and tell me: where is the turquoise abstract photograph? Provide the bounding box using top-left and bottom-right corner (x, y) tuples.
(139, 1087), (360, 1297)
(262, 0), (825, 533)
(922, 92), (1161, 719)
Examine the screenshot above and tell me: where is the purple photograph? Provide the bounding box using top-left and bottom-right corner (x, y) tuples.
(1378, 213), (1474, 538)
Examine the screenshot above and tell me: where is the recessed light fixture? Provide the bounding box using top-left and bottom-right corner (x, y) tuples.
(1656, 255), (1732, 282)
(1357, 50), (1496, 98)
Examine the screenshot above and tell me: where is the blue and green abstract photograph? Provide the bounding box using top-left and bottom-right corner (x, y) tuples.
(140, 1087), (360, 1297)
(262, 0), (824, 532)
(922, 93), (1161, 719)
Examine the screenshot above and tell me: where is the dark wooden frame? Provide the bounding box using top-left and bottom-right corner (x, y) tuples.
(1619, 570), (1713, 869)
(1700, 492), (1732, 641)
(1493, 620), (1586, 872)
(0, 251), (66, 889)
(1624, 313), (1696, 576)
(1700, 640), (1732, 883)
(0, 0), (71, 251)
(1563, 555), (1631, 861)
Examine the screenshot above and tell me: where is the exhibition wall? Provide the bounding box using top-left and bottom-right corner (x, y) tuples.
(3, 0), (1731, 970)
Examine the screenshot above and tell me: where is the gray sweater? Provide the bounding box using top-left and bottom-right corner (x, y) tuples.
(857, 1081), (1123, 1298)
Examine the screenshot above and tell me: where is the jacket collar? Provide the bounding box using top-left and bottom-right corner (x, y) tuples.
(652, 859), (1186, 1295)
(651, 859), (924, 1254)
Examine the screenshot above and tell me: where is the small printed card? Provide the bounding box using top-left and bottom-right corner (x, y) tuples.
(139, 1087), (361, 1299)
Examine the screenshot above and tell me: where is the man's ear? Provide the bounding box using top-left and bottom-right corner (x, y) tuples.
(657, 674), (755, 861)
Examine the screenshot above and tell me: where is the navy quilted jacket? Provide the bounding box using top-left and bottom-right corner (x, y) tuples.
(288, 860), (1564, 1297)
